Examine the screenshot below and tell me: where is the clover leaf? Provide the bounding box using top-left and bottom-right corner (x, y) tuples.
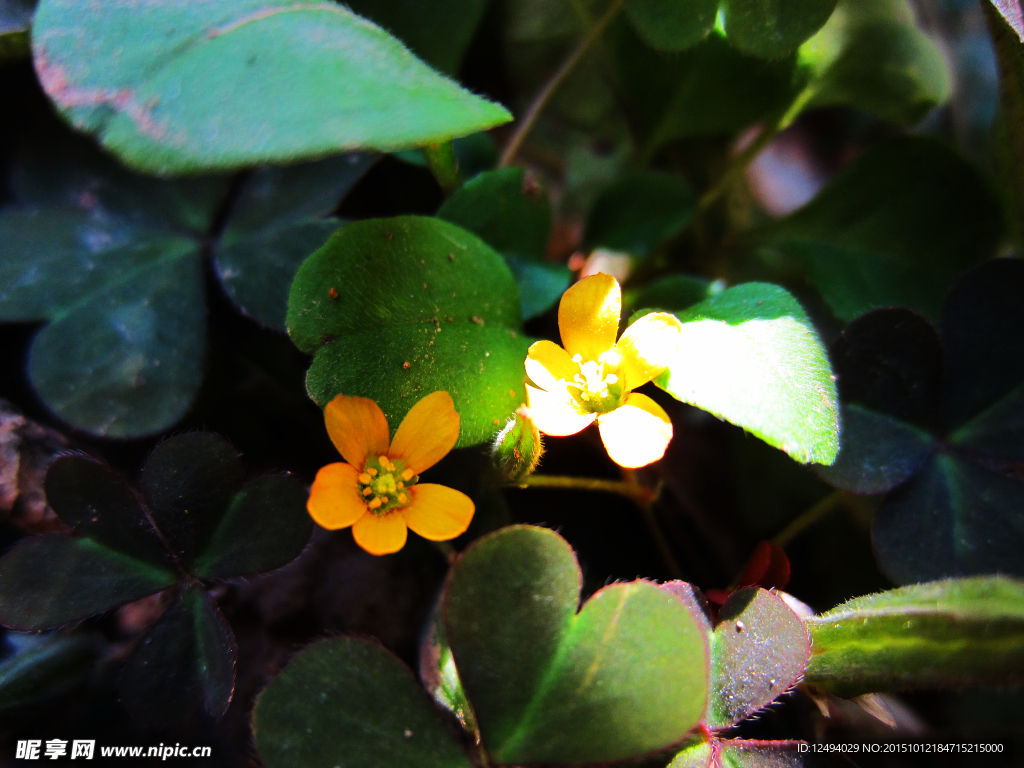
(0, 433), (311, 724)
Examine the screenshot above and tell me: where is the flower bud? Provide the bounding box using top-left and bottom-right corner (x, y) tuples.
(491, 408), (543, 485)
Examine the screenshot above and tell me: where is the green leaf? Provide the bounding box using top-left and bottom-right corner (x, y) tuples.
(707, 587), (810, 729)
(941, 258), (1024, 429)
(32, 0), (511, 174)
(44, 454), (173, 568)
(723, 0), (838, 59)
(0, 635), (97, 712)
(805, 577), (1024, 696)
(781, 241), (951, 323)
(120, 586), (236, 724)
(443, 525), (708, 765)
(216, 155), (375, 330)
(253, 636), (473, 768)
(141, 433), (244, 570)
(617, 25), (797, 152)
(987, 1), (1024, 251)
(584, 171), (696, 255)
(623, 0), (717, 52)
(195, 475), (312, 579)
(815, 404), (934, 494)
(436, 168), (568, 319)
(344, 0), (488, 75)
(671, 736), (818, 768)
(287, 216), (530, 447)
(0, 536), (176, 630)
(873, 454), (1024, 583)
(0, 132), (226, 438)
(767, 137), (1003, 322)
(626, 274), (721, 313)
(654, 283), (839, 465)
(798, 0), (949, 126)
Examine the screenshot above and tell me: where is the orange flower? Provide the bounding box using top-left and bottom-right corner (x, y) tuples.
(307, 391), (474, 555)
(525, 273), (682, 468)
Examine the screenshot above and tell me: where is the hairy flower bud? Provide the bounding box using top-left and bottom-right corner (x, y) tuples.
(491, 408), (543, 485)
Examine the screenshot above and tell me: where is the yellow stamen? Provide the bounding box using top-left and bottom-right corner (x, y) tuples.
(381, 496), (389, 504)
(397, 481), (404, 489)
(378, 455), (389, 466)
(402, 469), (414, 481)
(398, 493), (408, 504)
(362, 487), (373, 496)
(368, 498), (382, 510)
(358, 473), (371, 484)
(367, 468), (378, 477)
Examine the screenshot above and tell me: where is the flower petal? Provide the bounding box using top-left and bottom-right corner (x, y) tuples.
(390, 391), (460, 474)
(307, 462), (368, 530)
(615, 311), (683, 391)
(526, 383), (597, 436)
(403, 484), (475, 541)
(597, 392), (673, 468)
(352, 510), (408, 555)
(324, 394), (390, 470)
(558, 273), (621, 362)
(526, 340), (578, 391)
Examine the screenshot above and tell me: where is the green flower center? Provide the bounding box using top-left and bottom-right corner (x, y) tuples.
(566, 352), (625, 414)
(358, 455), (419, 515)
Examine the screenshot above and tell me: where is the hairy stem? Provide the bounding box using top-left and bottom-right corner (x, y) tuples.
(499, 0), (624, 167)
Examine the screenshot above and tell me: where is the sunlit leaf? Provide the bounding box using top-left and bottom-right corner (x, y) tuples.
(32, 0), (511, 173)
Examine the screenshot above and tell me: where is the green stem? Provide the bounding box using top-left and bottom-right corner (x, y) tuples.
(695, 82), (820, 213)
(498, 0), (624, 167)
(422, 141), (462, 196)
(773, 490), (846, 549)
(433, 540), (458, 564)
(520, 473), (653, 505)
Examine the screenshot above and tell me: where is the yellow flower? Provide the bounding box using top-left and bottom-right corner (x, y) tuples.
(525, 273), (682, 468)
(307, 391), (474, 555)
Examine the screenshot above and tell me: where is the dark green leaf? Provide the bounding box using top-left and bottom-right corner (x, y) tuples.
(0, 536), (176, 630)
(443, 525), (708, 765)
(800, 0), (950, 125)
(584, 171), (696, 255)
(782, 241), (951, 323)
(805, 576), (1024, 696)
(437, 168), (551, 263)
(44, 454), (172, 568)
(828, 308), (943, 429)
(253, 636), (473, 768)
(288, 216), (529, 447)
(873, 454), (1024, 583)
(215, 155), (374, 330)
(815, 404), (934, 494)
(707, 587), (810, 729)
(32, 0), (511, 173)
(344, 0), (488, 75)
(617, 26), (797, 151)
(120, 586), (236, 724)
(654, 283), (839, 465)
(623, 0), (717, 52)
(768, 137), (1003, 322)
(626, 274), (720, 313)
(141, 433), (244, 569)
(195, 475), (312, 579)
(723, 0), (838, 58)
(950, 382), (1024, 463)
(941, 258), (1024, 428)
(0, 635), (97, 712)
(436, 168), (567, 319)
